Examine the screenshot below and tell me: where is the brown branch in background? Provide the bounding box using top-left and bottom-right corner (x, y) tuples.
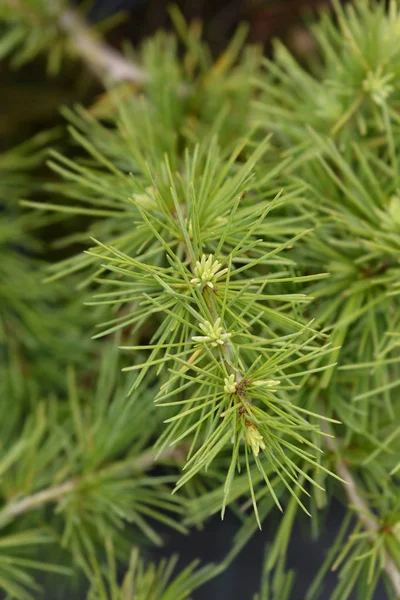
(323, 429), (400, 597)
(0, 446), (186, 525)
(0, 480), (76, 523)
(58, 6), (193, 96)
(249, 0), (332, 44)
(58, 8), (148, 85)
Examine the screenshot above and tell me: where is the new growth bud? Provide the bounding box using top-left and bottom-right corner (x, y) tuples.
(190, 254), (228, 289)
(224, 374), (237, 394)
(192, 318), (231, 347)
(363, 68), (394, 106)
(245, 423), (266, 457)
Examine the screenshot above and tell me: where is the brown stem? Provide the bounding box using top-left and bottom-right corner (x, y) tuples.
(58, 8), (148, 85)
(0, 446), (185, 525)
(323, 429), (400, 597)
(0, 480), (76, 523)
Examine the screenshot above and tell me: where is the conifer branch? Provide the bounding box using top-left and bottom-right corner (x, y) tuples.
(323, 430), (400, 597)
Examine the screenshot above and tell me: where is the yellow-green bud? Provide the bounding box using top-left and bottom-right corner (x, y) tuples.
(224, 374), (237, 394)
(192, 318), (231, 347)
(363, 68), (394, 105)
(190, 254), (228, 289)
(245, 423), (266, 457)
(393, 521), (400, 542)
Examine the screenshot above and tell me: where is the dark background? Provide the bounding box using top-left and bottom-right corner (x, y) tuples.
(162, 501), (349, 598)
(1, 1), (387, 598)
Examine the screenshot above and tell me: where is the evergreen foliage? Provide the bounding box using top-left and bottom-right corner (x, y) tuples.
(1, 0), (399, 599)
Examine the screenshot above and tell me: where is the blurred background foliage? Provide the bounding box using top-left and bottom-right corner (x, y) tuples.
(0, 0), (334, 144)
